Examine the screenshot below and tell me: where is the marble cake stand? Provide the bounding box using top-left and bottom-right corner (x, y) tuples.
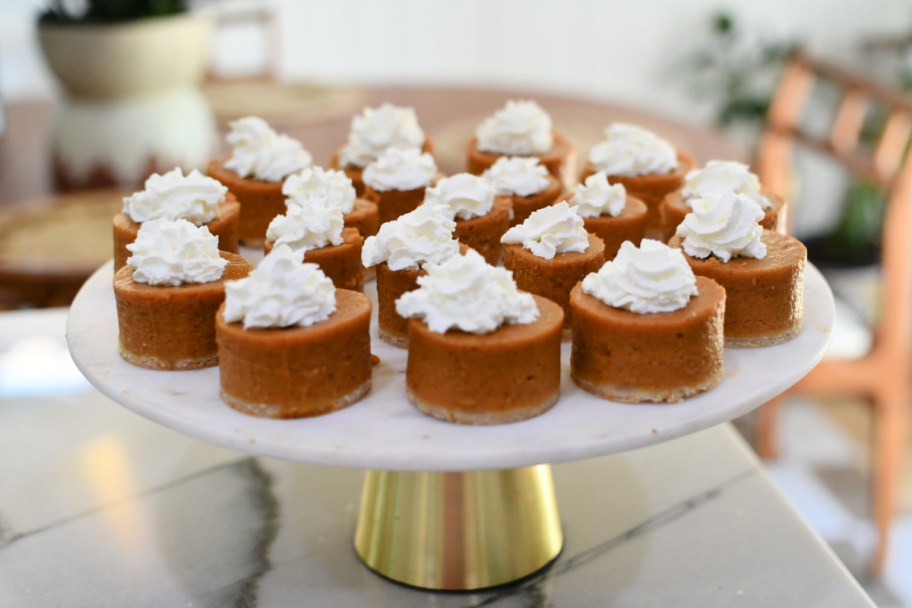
(67, 262), (834, 591)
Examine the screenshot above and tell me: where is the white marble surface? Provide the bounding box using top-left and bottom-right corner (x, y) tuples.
(0, 308), (874, 607)
(67, 262), (834, 471)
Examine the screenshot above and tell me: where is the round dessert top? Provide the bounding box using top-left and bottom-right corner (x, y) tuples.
(396, 248), (539, 334)
(475, 99), (553, 156)
(266, 200), (345, 255)
(482, 156), (550, 197)
(126, 218), (227, 286)
(682, 160), (771, 210)
(670, 230), (807, 275)
(216, 289), (370, 343)
(114, 251), (251, 296)
(223, 244), (336, 329)
(338, 103), (425, 169)
(582, 239), (697, 314)
(587, 123), (678, 177)
(570, 172), (627, 218)
(675, 190), (766, 262)
(423, 173), (495, 221)
(361, 203), (459, 271)
(122, 167), (227, 225)
(571, 275), (724, 329)
(500, 201), (589, 260)
(282, 167), (356, 214)
(224, 116), (312, 183)
(362, 147), (437, 193)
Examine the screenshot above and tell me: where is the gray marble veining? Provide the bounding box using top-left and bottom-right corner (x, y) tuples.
(0, 308), (875, 607)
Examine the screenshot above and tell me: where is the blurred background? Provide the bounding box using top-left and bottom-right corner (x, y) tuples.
(1, 0), (911, 605)
(2, 0), (910, 121)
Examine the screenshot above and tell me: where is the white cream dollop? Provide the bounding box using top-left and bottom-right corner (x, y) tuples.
(423, 173), (495, 220)
(361, 204), (459, 271)
(682, 160), (771, 210)
(570, 172), (627, 218)
(482, 156), (550, 197)
(362, 147), (437, 192)
(588, 123), (678, 177)
(501, 201), (590, 260)
(126, 218), (227, 286)
(676, 190), (767, 262)
(224, 116), (312, 183)
(283, 167), (357, 214)
(266, 202), (345, 255)
(222, 244), (336, 329)
(475, 99), (553, 156)
(396, 249), (539, 334)
(339, 103), (425, 168)
(123, 167), (227, 225)
(582, 239), (697, 314)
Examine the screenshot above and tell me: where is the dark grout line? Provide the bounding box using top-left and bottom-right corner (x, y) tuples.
(466, 467), (757, 607)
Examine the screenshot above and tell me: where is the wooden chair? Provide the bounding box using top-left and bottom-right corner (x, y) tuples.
(754, 50), (912, 576)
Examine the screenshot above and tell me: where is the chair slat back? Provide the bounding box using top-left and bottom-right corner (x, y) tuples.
(757, 50), (912, 355)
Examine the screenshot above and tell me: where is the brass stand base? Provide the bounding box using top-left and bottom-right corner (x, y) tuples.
(354, 465), (563, 591)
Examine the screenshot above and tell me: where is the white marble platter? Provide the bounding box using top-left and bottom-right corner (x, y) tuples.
(67, 262), (833, 472)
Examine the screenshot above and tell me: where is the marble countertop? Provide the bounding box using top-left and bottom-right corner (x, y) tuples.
(0, 308), (874, 607)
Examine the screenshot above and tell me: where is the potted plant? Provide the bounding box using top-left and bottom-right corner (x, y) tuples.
(36, 1), (216, 190)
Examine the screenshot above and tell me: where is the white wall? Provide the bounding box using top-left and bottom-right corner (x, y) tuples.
(3, 0), (911, 125)
(272, 0), (911, 123)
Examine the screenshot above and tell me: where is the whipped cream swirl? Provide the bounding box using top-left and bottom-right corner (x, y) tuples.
(123, 167), (227, 225)
(475, 99), (553, 155)
(682, 160), (771, 210)
(501, 201), (589, 260)
(571, 172), (627, 218)
(339, 103), (425, 168)
(397, 249), (539, 334)
(676, 190), (767, 262)
(588, 123), (678, 177)
(283, 167), (356, 214)
(483, 156), (550, 197)
(126, 218), (227, 286)
(582, 239), (697, 314)
(266, 202), (345, 255)
(423, 173), (495, 220)
(223, 244), (336, 329)
(361, 204), (459, 271)
(224, 116), (312, 182)
(362, 147), (437, 192)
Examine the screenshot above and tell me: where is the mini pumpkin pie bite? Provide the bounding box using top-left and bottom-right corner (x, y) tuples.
(570, 239), (726, 403)
(361, 203), (461, 347)
(283, 166), (379, 239)
(216, 245), (372, 419)
(330, 103), (433, 196)
(264, 201), (364, 292)
(397, 249), (564, 425)
(501, 201), (605, 336)
(659, 160), (787, 241)
(467, 99), (576, 189)
(483, 156), (562, 227)
(559, 172), (647, 260)
(113, 167), (240, 270)
(206, 116), (312, 246)
(580, 123), (694, 239)
(362, 147), (439, 225)
(668, 190), (806, 347)
(114, 218), (252, 370)
(423, 172), (511, 265)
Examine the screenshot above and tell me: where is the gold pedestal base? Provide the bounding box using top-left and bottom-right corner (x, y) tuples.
(354, 465), (563, 591)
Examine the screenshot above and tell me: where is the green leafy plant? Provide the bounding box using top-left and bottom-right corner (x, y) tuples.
(684, 13), (796, 131)
(819, 181), (885, 265)
(39, 0), (189, 24)
(684, 12), (910, 266)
